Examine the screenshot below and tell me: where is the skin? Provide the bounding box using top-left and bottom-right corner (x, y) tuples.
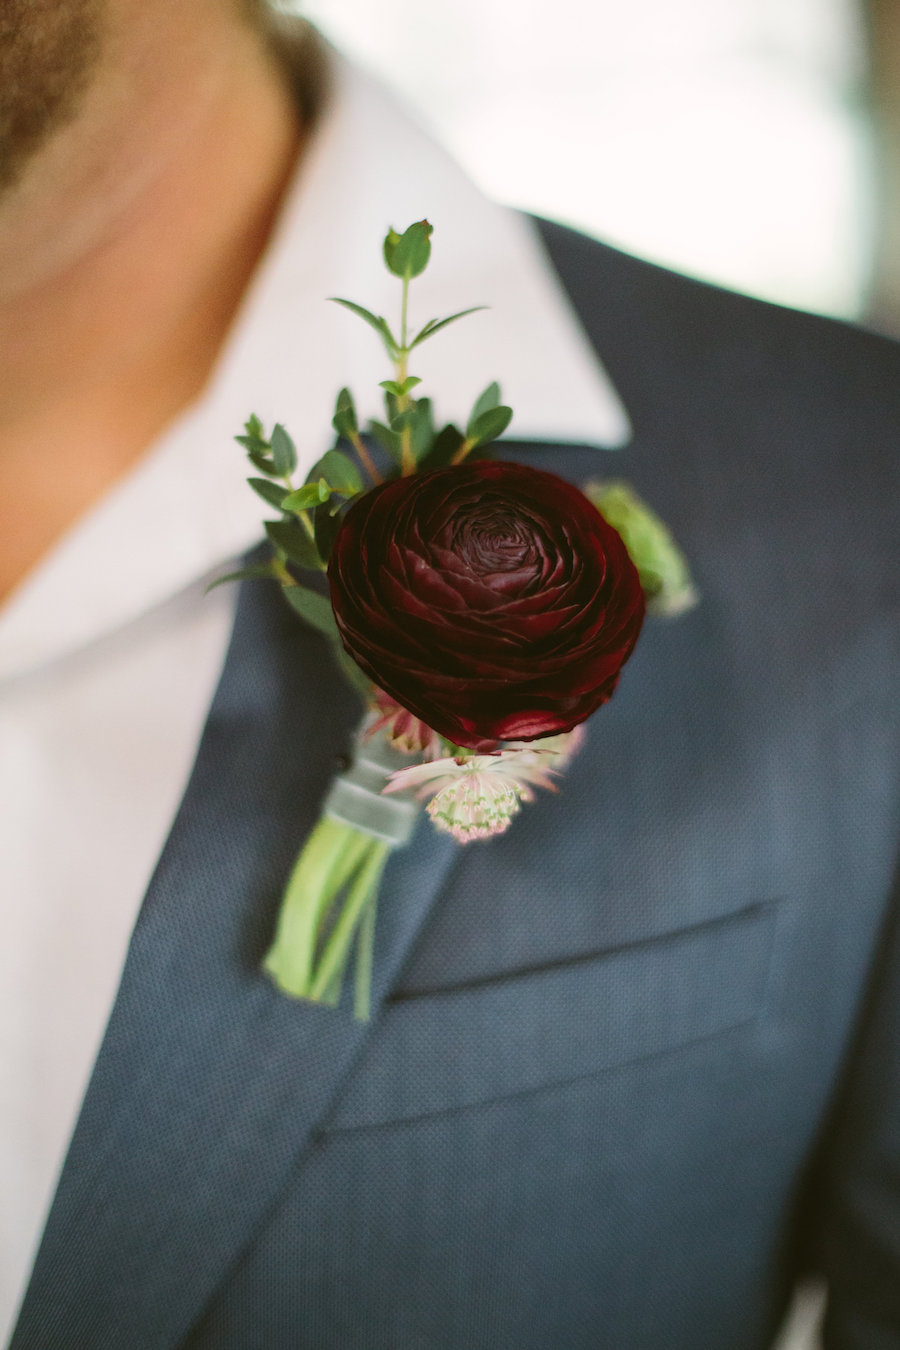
(0, 0), (304, 600)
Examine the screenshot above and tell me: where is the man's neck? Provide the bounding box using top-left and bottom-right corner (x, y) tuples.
(0, 6), (306, 601)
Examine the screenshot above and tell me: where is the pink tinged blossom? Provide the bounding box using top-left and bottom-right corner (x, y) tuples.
(365, 689), (444, 760)
(383, 748), (563, 844)
(502, 724), (587, 771)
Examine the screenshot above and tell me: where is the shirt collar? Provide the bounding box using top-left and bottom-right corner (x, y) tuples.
(0, 26), (630, 681)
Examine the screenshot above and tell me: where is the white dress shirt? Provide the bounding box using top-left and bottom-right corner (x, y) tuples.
(0, 25), (630, 1341)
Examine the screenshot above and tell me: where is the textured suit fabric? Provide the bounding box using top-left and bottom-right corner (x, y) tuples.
(11, 223), (900, 1349)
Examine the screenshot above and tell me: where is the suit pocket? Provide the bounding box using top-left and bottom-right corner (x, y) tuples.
(327, 900), (778, 1130)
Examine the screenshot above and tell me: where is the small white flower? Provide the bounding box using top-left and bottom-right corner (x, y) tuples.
(383, 749), (561, 843)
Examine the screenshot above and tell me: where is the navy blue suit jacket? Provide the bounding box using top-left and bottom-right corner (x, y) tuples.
(11, 221), (900, 1349)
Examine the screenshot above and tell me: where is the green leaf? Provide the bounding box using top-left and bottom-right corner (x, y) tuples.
(412, 398), (435, 458)
(314, 501), (344, 565)
(409, 306), (487, 350)
(368, 419), (402, 463)
(390, 408), (416, 433)
(392, 399), (435, 462)
(270, 423), (297, 477)
(332, 387), (358, 440)
(264, 518), (322, 570)
(247, 477), (288, 510)
(282, 481), (330, 512)
(466, 381), (501, 436)
(246, 450), (278, 476)
(245, 413), (264, 440)
(305, 448), (363, 496)
(329, 298), (400, 358)
(282, 584), (339, 640)
(467, 404), (513, 448)
(379, 376), (422, 397)
(419, 422), (465, 470)
(204, 562), (276, 594)
(382, 220), (433, 279)
(235, 433), (269, 453)
(382, 227), (402, 270)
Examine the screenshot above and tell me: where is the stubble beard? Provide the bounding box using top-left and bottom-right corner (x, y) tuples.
(0, 0), (104, 196)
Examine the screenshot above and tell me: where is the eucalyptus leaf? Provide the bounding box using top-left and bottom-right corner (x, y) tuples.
(235, 433), (269, 453)
(409, 306), (487, 350)
(282, 584), (339, 640)
(329, 298), (399, 358)
(392, 400), (434, 462)
(467, 404), (513, 448)
(410, 397), (434, 459)
(204, 562), (276, 594)
(305, 448), (363, 496)
(382, 220), (433, 279)
(264, 518), (322, 570)
(467, 382), (501, 435)
(247, 477), (289, 510)
(270, 423), (297, 477)
(245, 413), (265, 440)
(247, 451), (279, 476)
(367, 419), (402, 463)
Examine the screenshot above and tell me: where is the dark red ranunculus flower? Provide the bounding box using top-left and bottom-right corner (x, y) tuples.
(327, 460), (645, 748)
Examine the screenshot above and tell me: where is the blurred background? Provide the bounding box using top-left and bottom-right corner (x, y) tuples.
(280, 0), (899, 335)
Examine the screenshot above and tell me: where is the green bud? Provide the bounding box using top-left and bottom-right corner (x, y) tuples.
(466, 404), (512, 449)
(583, 480), (698, 617)
(383, 220), (434, 279)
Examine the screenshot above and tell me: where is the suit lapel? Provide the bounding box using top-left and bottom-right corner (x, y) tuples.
(11, 574), (458, 1350)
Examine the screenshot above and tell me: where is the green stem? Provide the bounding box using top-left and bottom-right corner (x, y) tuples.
(271, 555), (294, 586)
(397, 274), (415, 475)
(400, 274), (409, 349)
(450, 436), (475, 466)
(319, 942), (353, 1006)
(399, 427), (414, 476)
(308, 840), (389, 1004)
(354, 890), (378, 1021)
(262, 819), (370, 997)
(349, 429), (382, 485)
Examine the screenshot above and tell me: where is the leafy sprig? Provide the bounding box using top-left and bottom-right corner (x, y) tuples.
(330, 220), (512, 476)
(217, 220), (515, 660)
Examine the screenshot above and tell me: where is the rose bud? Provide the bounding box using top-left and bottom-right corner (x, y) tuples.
(327, 460), (645, 749)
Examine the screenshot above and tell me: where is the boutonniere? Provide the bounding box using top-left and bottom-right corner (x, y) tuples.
(215, 221), (696, 1018)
